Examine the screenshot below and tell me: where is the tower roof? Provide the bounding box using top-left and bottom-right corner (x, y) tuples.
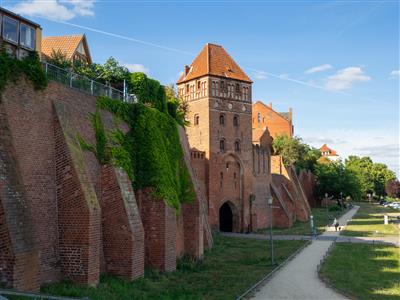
(177, 43), (252, 84)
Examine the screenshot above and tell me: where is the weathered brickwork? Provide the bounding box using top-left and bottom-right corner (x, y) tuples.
(0, 101), (40, 291)
(135, 189), (177, 272)
(100, 165), (144, 280)
(299, 169), (317, 207)
(0, 78), (206, 290)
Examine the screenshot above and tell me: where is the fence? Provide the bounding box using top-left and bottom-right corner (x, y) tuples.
(43, 62), (136, 103)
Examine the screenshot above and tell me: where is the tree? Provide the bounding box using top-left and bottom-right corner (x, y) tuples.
(165, 84), (189, 126)
(345, 156), (396, 197)
(47, 49), (72, 70)
(314, 161), (362, 200)
(272, 134), (321, 171)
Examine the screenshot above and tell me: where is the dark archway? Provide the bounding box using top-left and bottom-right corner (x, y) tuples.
(219, 202), (233, 232)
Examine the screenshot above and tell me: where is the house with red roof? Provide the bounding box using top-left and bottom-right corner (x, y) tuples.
(319, 144), (340, 162)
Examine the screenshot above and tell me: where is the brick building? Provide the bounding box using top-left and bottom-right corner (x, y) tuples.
(177, 43), (272, 232)
(252, 101), (293, 140)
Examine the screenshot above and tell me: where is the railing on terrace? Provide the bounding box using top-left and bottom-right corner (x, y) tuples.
(42, 62), (136, 102)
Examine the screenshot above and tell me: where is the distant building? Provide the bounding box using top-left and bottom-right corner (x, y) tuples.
(319, 144), (340, 162)
(41, 34), (92, 65)
(0, 7), (42, 59)
(252, 101), (293, 141)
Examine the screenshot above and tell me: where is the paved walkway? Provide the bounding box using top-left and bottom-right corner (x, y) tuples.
(251, 206), (360, 300)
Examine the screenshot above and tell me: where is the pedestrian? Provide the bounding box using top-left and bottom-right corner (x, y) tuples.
(335, 221), (339, 231)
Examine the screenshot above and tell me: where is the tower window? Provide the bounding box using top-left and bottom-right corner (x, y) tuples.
(233, 114), (239, 127)
(257, 112), (261, 124)
(219, 114), (225, 126)
(234, 140), (241, 152)
(194, 114), (199, 126)
(186, 84), (189, 93)
(235, 83), (240, 92)
(220, 139), (225, 152)
(197, 81), (201, 89)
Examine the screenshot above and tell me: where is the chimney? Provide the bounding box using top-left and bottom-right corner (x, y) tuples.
(289, 107), (293, 120)
(269, 102), (272, 108)
(184, 65), (190, 76)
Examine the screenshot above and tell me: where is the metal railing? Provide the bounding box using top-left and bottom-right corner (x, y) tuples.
(42, 62), (136, 103)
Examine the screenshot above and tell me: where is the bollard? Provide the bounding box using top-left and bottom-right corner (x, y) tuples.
(384, 214), (389, 225)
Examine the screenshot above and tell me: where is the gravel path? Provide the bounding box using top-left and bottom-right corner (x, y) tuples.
(251, 206), (359, 300)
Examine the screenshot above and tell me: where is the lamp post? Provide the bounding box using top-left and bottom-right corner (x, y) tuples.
(267, 196), (275, 266)
(325, 192), (329, 228)
(310, 215), (316, 237)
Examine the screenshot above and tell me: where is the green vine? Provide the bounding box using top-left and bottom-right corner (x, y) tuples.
(94, 96), (195, 210)
(0, 51), (47, 94)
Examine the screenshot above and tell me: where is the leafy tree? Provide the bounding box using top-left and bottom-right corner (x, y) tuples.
(314, 161), (362, 200)
(272, 134), (321, 171)
(47, 49), (72, 70)
(165, 84), (189, 126)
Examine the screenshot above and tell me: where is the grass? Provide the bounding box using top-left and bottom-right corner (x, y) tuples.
(6, 235), (306, 300)
(342, 202), (400, 237)
(257, 206), (348, 236)
(320, 243), (400, 300)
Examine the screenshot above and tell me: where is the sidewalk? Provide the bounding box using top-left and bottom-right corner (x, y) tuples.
(251, 206), (359, 300)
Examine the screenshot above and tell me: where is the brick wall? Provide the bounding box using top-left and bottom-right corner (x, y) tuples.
(136, 189), (177, 273)
(0, 101), (39, 291)
(54, 109), (100, 286)
(100, 165), (144, 280)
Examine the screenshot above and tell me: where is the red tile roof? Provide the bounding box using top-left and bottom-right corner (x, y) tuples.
(177, 43), (252, 84)
(41, 34), (92, 64)
(320, 144), (338, 156)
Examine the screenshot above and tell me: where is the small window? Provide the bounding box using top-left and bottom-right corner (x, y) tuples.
(194, 114), (199, 126)
(3, 16), (18, 44)
(235, 83), (240, 92)
(20, 23), (35, 49)
(186, 84), (189, 93)
(220, 172), (223, 179)
(257, 112), (261, 124)
(220, 139), (225, 152)
(219, 114), (225, 126)
(234, 172), (237, 179)
(221, 81), (225, 91)
(197, 81), (201, 89)
(234, 140), (241, 152)
(233, 115), (239, 127)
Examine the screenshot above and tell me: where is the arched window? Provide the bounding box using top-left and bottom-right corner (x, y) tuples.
(219, 114), (225, 126)
(257, 112), (261, 124)
(220, 139), (225, 152)
(233, 114), (239, 127)
(234, 140), (241, 152)
(194, 114), (199, 126)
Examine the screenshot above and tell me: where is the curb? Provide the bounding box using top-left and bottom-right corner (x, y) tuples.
(0, 290), (88, 300)
(236, 240), (312, 300)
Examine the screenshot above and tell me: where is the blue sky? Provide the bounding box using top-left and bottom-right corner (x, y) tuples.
(3, 0), (399, 176)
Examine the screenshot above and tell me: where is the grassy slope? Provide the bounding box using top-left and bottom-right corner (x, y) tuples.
(320, 243), (400, 300)
(36, 236), (306, 300)
(258, 207), (348, 236)
(342, 202), (400, 237)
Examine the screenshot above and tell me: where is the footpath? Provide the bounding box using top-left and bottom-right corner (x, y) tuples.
(249, 206), (360, 300)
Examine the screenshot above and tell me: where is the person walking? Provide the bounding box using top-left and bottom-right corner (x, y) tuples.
(334, 220), (340, 231)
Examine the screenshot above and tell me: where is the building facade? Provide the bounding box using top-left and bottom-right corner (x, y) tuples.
(178, 44), (271, 232)
(252, 101), (294, 140)
(0, 7), (42, 59)
(319, 144), (340, 162)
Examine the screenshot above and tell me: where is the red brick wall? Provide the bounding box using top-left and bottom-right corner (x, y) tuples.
(100, 165), (144, 280)
(252, 102), (293, 138)
(54, 111), (100, 286)
(0, 101), (40, 291)
(136, 189), (177, 273)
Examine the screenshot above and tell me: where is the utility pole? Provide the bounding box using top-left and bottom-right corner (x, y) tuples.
(267, 196), (275, 265)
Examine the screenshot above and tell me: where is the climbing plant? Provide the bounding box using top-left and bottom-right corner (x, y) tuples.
(0, 51), (47, 94)
(85, 96), (195, 210)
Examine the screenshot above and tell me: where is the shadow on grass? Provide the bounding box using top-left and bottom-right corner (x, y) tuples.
(320, 243), (400, 300)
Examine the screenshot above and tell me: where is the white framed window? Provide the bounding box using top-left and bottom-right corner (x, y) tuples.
(20, 23), (35, 50)
(3, 16), (19, 44)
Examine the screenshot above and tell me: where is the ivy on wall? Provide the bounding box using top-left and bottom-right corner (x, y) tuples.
(85, 96), (195, 210)
(0, 52), (47, 94)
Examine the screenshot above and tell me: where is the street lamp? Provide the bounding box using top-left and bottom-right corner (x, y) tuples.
(310, 215), (316, 237)
(267, 196), (275, 266)
(325, 193), (329, 228)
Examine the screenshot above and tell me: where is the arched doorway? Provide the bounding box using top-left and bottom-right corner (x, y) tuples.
(219, 202), (238, 232)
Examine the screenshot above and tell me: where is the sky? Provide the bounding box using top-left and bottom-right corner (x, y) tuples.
(2, 0), (400, 176)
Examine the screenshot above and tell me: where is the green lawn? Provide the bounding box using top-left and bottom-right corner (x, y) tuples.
(257, 206), (348, 236)
(11, 236), (305, 300)
(342, 202), (400, 237)
(320, 243), (400, 300)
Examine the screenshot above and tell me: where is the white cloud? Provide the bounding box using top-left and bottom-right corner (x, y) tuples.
(390, 70), (400, 78)
(325, 67), (370, 91)
(124, 64), (149, 74)
(305, 64), (333, 74)
(8, 0), (96, 21)
(279, 73), (289, 79)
